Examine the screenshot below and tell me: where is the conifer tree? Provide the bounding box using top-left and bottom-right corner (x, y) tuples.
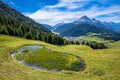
(0, 25), (9, 34)
(24, 31), (33, 39)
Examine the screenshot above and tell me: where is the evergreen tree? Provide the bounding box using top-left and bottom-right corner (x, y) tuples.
(81, 41), (85, 45)
(35, 31), (40, 40)
(38, 33), (42, 41)
(0, 25), (9, 34)
(89, 41), (98, 49)
(48, 35), (53, 44)
(76, 41), (80, 45)
(6, 25), (15, 35)
(17, 26), (23, 37)
(24, 31), (33, 39)
(98, 43), (107, 49)
(85, 41), (89, 46)
(44, 35), (48, 43)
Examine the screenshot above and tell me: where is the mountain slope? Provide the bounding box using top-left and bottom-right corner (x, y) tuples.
(102, 22), (120, 32)
(0, 1), (50, 33)
(54, 23), (75, 33)
(53, 22), (65, 30)
(92, 18), (120, 32)
(42, 24), (54, 30)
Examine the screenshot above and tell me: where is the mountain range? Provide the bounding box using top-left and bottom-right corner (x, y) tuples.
(53, 16), (120, 40)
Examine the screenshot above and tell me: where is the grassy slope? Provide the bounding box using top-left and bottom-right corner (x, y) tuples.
(76, 35), (112, 43)
(76, 35), (120, 49)
(0, 35), (120, 80)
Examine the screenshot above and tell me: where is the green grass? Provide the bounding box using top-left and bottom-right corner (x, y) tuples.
(76, 34), (117, 48)
(76, 35), (112, 43)
(0, 34), (120, 80)
(106, 40), (120, 49)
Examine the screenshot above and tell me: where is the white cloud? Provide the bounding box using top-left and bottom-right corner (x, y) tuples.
(61, 0), (95, 3)
(3, 0), (15, 6)
(24, 0), (120, 25)
(44, 0), (89, 10)
(9, 1), (15, 5)
(100, 16), (120, 23)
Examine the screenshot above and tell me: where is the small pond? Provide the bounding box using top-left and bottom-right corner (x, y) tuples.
(12, 45), (85, 72)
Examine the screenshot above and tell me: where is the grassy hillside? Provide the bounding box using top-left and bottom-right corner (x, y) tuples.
(75, 33), (120, 49)
(75, 33), (112, 43)
(76, 35), (108, 43)
(0, 35), (120, 80)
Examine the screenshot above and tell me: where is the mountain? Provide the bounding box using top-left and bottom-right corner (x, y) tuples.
(92, 18), (120, 32)
(42, 24), (54, 30)
(53, 22), (65, 30)
(74, 16), (93, 24)
(102, 22), (120, 32)
(54, 16), (94, 33)
(54, 16), (120, 40)
(0, 1), (51, 33)
(54, 23), (75, 33)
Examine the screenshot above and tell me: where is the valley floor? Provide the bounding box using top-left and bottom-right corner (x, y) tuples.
(0, 35), (120, 80)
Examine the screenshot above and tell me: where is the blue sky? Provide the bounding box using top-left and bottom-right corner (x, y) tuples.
(3, 0), (120, 25)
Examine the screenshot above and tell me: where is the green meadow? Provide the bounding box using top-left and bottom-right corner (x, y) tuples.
(0, 34), (120, 80)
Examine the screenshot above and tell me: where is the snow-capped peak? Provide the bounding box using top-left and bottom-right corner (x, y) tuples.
(74, 15), (92, 24)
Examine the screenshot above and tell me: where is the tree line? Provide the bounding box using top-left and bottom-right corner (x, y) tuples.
(80, 41), (107, 49)
(69, 40), (106, 49)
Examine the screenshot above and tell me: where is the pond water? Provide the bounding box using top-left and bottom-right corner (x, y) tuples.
(11, 45), (85, 72)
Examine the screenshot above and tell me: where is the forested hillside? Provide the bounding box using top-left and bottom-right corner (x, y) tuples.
(0, 1), (50, 33)
(0, 1), (68, 45)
